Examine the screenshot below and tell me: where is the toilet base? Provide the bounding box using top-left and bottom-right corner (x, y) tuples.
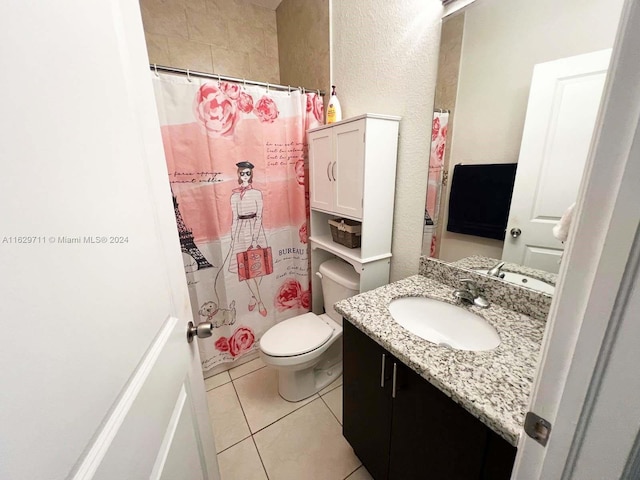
(277, 339), (343, 402)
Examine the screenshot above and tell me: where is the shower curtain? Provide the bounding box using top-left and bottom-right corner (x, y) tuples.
(152, 73), (324, 372)
(424, 111), (449, 257)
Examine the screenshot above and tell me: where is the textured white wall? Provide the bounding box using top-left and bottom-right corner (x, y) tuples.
(331, 0), (444, 281)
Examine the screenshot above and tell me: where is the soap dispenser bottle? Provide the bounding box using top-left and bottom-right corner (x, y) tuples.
(326, 85), (342, 124)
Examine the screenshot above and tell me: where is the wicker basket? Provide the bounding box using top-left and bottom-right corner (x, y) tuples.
(328, 218), (362, 248)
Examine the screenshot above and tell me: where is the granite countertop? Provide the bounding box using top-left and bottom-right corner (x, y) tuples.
(334, 274), (546, 446)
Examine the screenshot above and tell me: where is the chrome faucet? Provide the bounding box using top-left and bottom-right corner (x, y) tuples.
(486, 261), (506, 279)
(453, 279), (489, 308)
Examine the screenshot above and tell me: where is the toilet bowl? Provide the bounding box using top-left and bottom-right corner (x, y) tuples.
(259, 258), (360, 402)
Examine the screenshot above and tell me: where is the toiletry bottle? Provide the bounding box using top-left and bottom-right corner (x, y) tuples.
(326, 85), (342, 124)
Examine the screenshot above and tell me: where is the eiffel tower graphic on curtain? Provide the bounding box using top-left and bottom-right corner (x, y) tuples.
(173, 193), (213, 270)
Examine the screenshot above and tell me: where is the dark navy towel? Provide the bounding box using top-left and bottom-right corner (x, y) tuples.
(446, 163), (517, 240)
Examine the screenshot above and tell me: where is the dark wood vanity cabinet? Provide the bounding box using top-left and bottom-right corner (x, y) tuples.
(343, 320), (516, 480)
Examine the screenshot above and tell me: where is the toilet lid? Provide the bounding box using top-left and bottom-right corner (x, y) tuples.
(260, 313), (334, 357)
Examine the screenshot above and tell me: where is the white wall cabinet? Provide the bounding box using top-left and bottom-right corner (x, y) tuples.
(307, 114), (400, 313)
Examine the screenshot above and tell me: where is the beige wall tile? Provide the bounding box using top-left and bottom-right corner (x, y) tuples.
(145, 32), (171, 65)
(276, 0), (329, 93)
(211, 48), (251, 78)
(186, 10), (228, 47)
(142, 0), (278, 83)
(249, 55), (280, 84)
(228, 21), (266, 57)
(264, 29), (278, 59)
(168, 37), (214, 72)
(140, 0), (188, 38)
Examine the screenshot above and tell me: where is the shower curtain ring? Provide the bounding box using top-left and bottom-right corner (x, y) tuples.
(243, 78), (247, 89)
(186, 69), (191, 82)
(266, 82), (270, 93)
(317, 89), (320, 96)
(302, 87), (306, 94)
(153, 63), (159, 77)
(217, 74), (221, 86)
(288, 85), (291, 95)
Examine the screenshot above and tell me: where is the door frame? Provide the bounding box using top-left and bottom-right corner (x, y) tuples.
(513, 0), (640, 477)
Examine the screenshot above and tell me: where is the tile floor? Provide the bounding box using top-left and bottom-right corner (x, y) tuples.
(205, 358), (374, 480)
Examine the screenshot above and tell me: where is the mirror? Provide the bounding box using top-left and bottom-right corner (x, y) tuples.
(423, 0), (625, 281)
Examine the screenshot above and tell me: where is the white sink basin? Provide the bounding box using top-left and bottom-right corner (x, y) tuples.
(474, 269), (555, 295)
(388, 296), (501, 351)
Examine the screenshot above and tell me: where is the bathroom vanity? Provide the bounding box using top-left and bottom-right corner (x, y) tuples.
(343, 321), (516, 479)
(336, 259), (550, 480)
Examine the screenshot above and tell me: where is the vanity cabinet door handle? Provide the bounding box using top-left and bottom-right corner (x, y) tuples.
(380, 354), (386, 387)
(392, 363), (398, 398)
(331, 162), (337, 181)
(326, 162), (332, 181)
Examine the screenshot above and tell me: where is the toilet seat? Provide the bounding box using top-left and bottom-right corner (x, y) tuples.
(260, 313), (334, 357)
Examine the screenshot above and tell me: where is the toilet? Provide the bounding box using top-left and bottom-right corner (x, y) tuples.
(259, 258), (360, 402)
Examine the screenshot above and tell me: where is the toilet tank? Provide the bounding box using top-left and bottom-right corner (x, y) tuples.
(318, 258), (360, 325)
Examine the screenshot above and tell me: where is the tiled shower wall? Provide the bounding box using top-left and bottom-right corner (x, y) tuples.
(140, 0), (280, 83)
(276, 0), (330, 94)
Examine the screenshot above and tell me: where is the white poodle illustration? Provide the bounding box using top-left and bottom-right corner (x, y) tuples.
(198, 300), (237, 328)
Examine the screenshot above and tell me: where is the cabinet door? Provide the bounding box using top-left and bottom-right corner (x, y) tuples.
(388, 363), (488, 480)
(343, 320), (393, 480)
(308, 129), (334, 213)
(333, 121), (365, 219)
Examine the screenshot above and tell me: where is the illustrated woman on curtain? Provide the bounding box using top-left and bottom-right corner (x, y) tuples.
(228, 161), (269, 316)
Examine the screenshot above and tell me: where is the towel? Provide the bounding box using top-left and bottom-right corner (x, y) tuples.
(553, 203), (576, 243)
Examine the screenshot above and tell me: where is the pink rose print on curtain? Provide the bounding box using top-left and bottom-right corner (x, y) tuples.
(238, 91), (254, 113)
(254, 96), (279, 123)
(215, 336), (230, 353)
(214, 326), (255, 357)
(194, 83), (239, 137)
(431, 116), (440, 141)
(299, 222), (308, 244)
(275, 278), (310, 312)
(295, 159), (305, 185)
(306, 93), (323, 123)
(221, 82), (241, 100)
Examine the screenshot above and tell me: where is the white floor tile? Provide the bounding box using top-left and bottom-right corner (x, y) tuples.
(217, 437), (268, 480)
(345, 465), (374, 480)
(207, 383), (251, 453)
(205, 371), (231, 391)
(319, 373), (343, 396)
(233, 367), (317, 433)
(322, 385), (343, 424)
(253, 398), (360, 480)
(229, 357), (265, 380)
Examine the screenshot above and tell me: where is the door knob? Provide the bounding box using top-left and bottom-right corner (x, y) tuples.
(510, 228), (522, 238)
(187, 321), (213, 343)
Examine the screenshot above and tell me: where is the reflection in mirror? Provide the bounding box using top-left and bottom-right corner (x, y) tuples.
(423, 0), (625, 278)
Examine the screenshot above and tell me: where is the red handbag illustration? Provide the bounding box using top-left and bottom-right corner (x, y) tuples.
(236, 245), (273, 281)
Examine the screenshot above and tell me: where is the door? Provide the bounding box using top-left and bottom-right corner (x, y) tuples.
(333, 121), (365, 219)
(308, 129), (334, 213)
(502, 49), (611, 273)
(0, 2), (218, 480)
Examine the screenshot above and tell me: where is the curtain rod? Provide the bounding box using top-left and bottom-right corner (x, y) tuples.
(150, 64), (325, 96)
